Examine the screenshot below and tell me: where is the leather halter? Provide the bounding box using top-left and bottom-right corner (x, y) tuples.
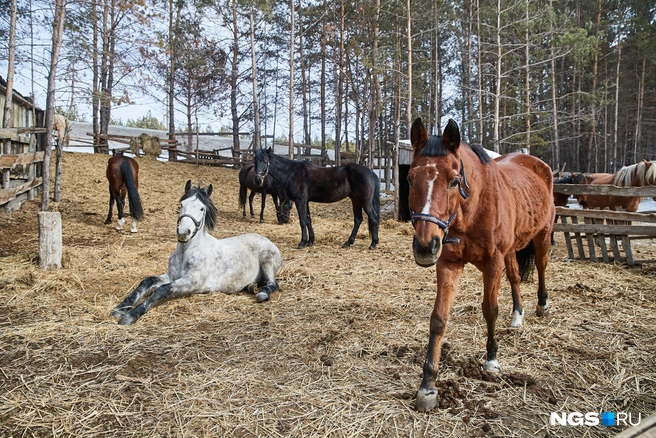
(256, 158), (270, 182)
(177, 213), (203, 240)
(410, 159), (469, 245)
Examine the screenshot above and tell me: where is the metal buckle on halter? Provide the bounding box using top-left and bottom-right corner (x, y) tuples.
(410, 210), (460, 245)
(457, 159), (470, 200)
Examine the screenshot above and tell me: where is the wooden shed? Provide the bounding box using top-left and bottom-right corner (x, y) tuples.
(0, 76), (46, 212)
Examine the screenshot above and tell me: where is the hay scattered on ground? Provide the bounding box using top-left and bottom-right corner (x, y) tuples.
(1, 152), (655, 437)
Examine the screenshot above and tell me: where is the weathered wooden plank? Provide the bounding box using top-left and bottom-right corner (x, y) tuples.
(584, 217), (596, 261)
(554, 183), (656, 197)
(553, 223), (656, 235)
(0, 151), (45, 169)
(571, 216), (586, 260)
(594, 217), (609, 262)
(0, 177), (42, 204)
(555, 207), (656, 223)
(560, 216), (575, 259)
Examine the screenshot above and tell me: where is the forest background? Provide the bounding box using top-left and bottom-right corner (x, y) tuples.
(1, 0), (655, 172)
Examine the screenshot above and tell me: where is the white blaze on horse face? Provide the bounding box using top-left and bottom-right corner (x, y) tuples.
(420, 164), (439, 215)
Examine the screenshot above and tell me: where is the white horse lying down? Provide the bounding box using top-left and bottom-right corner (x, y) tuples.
(111, 180), (283, 325)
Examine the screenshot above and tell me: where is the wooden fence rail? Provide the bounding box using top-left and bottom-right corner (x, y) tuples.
(553, 184), (656, 265)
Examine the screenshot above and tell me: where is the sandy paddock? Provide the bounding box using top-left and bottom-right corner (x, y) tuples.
(0, 152), (654, 437)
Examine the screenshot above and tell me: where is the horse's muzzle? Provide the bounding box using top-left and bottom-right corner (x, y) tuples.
(255, 175), (264, 186)
(412, 235), (442, 267)
(176, 228), (192, 243)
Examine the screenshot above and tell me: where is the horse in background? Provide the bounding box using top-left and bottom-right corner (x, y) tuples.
(239, 162), (292, 224)
(254, 148), (380, 249)
(614, 160), (656, 187)
(407, 118), (554, 412)
(571, 171), (641, 213)
(110, 181), (283, 325)
(53, 114), (70, 146)
(105, 150), (144, 232)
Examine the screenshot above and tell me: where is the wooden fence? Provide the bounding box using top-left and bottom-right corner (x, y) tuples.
(0, 127), (46, 212)
(553, 183), (656, 265)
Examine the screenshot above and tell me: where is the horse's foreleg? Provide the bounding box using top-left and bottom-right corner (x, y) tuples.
(117, 277), (194, 325)
(111, 274), (170, 318)
(504, 253), (524, 328)
(366, 205), (379, 250)
(416, 262), (462, 413)
(306, 203), (314, 245)
(296, 201), (310, 248)
(343, 204), (363, 248)
(481, 261), (504, 373)
(249, 191), (256, 218)
(259, 191), (267, 223)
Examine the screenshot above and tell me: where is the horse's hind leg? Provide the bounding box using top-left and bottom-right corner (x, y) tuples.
(504, 253), (524, 328)
(116, 189), (127, 230)
(111, 274), (170, 318)
(105, 190), (115, 224)
(533, 231), (551, 317)
(343, 203), (363, 248)
(253, 256), (282, 303)
(364, 203), (379, 250)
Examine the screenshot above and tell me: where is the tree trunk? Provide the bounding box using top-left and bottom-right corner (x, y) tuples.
(320, 0), (327, 164)
(406, 0), (412, 134)
(2, 0), (17, 191)
(298, 4), (310, 153)
(549, 0), (560, 169)
(633, 58), (645, 161)
(41, 0), (66, 212)
(493, 0), (501, 153)
(289, 0), (295, 158)
(38, 211), (62, 270)
(612, 17), (623, 170)
(250, 5), (261, 151)
(231, 0), (241, 163)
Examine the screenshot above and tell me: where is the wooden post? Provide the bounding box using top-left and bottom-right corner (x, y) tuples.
(38, 211), (62, 270)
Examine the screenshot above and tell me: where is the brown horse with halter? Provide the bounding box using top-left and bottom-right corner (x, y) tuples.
(105, 151), (144, 232)
(407, 118), (555, 412)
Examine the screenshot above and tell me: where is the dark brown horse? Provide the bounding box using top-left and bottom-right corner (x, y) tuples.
(105, 151), (143, 232)
(238, 162), (292, 224)
(407, 118), (554, 412)
(254, 148), (380, 249)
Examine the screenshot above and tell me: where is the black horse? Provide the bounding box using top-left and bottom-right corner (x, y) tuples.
(239, 162), (292, 224)
(254, 148), (380, 249)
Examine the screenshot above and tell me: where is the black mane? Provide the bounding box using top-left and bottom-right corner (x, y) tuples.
(180, 186), (217, 231)
(420, 135), (491, 164)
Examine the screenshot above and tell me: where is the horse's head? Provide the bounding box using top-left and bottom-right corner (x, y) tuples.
(254, 148), (273, 186)
(276, 198), (293, 224)
(408, 118), (468, 267)
(177, 180), (216, 243)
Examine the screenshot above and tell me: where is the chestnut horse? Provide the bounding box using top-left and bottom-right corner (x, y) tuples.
(407, 119), (555, 412)
(105, 151), (144, 232)
(571, 172), (641, 212)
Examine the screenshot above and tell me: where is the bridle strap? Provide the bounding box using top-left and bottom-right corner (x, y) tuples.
(410, 211), (460, 245)
(177, 213), (202, 240)
(256, 159), (270, 181)
(410, 159), (469, 245)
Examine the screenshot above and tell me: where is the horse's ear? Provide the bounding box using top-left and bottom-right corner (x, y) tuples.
(204, 184), (213, 197)
(266, 147), (272, 154)
(185, 180), (192, 192)
(442, 119), (461, 152)
(410, 118), (428, 152)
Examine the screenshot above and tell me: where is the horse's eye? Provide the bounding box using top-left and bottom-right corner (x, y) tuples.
(450, 178), (460, 188)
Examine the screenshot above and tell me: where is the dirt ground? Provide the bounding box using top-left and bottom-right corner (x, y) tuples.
(0, 152), (655, 437)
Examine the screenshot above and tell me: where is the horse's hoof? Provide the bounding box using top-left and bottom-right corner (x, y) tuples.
(130, 228), (138, 233)
(416, 388), (438, 412)
(259, 219), (264, 224)
(342, 241), (352, 248)
(255, 291), (270, 302)
(104, 219), (111, 225)
(118, 313), (138, 325)
(482, 359), (501, 373)
(110, 308), (126, 319)
(536, 304), (550, 318)
(297, 242), (307, 249)
(369, 243), (377, 250)
(510, 310), (524, 328)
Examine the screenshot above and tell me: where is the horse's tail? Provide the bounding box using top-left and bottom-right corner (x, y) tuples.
(372, 170), (380, 222)
(120, 159), (143, 220)
(238, 173), (248, 209)
(516, 240), (536, 282)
